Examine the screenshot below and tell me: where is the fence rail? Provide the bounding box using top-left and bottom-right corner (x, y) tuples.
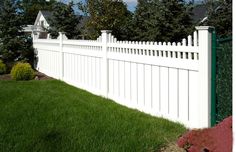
(33, 26), (213, 129)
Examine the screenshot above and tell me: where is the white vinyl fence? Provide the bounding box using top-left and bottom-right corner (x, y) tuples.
(33, 26), (213, 129)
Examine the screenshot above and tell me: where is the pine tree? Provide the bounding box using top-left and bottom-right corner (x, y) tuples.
(202, 0), (232, 37)
(47, 2), (81, 39)
(0, 1), (3, 8)
(0, 0), (34, 66)
(133, 0), (194, 42)
(79, 0), (133, 40)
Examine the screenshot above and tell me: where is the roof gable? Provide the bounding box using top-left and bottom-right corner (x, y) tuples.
(34, 10), (52, 26)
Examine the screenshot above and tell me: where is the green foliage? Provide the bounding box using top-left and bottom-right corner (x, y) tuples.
(132, 0), (194, 42)
(0, 60), (6, 74)
(0, 0), (34, 66)
(0, 0), (23, 62)
(10, 62), (35, 80)
(202, 0), (232, 37)
(79, 0), (133, 40)
(20, 0), (56, 25)
(216, 38), (232, 122)
(0, 0), (3, 8)
(47, 2), (81, 39)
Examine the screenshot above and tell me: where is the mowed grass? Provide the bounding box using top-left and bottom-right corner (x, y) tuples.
(0, 80), (186, 152)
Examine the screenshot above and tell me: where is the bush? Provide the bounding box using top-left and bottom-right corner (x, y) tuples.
(10, 62), (35, 80)
(0, 60), (7, 75)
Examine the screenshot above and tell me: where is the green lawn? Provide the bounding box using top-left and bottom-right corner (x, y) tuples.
(0, 80), (186, 152)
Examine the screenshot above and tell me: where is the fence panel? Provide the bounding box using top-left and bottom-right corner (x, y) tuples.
(33, 26), (213, 129)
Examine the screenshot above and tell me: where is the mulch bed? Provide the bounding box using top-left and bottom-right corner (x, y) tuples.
(177, 116), (232, 152)
(0, 72), (53, 81)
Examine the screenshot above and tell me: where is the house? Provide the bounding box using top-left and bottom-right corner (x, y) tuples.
(32, 10), (52, 39)
(30, 10), (89, 39)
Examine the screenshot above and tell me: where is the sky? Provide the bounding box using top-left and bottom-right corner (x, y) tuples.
(59, 0), (203, 12)
(123, 0), (137, 11)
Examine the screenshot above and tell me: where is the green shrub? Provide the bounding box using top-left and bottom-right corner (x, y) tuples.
(10, 62), (35, 80)
(0, 60), (7, 75)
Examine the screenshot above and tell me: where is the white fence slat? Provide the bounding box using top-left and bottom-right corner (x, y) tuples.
(90, 57), (95, 89)
(108, 60), (113, 94)
(160, 67), (169, 117)
(63, 53), (68, 79)
(79, 55), (82, 84)
(182, 38), (187, 46)
(151, 66), (160, 115)
(137, 63), (145, 110)
(124, 62), (131, 101)
(114, 60), (119, 96)
(85, 56), (88, 86)
(76, 55), (79, 82)
(91, 57), (95, 87)
(194, 31), (198, 47)
(98, 58), (102, 91)
(189, 71), (200, 128)
(119, 61), (125, 99)
(90, 57), (93, 87)
(95, 58), (99, 89)
(169, 68), (178, 120)
(72, 54), (75, 80)
(188, 35), (192, 46)
(144, 64), (152, 113)
(179, 69), (189, 124)
(130, 63), (138, 108)
(81, 56), (85, 85)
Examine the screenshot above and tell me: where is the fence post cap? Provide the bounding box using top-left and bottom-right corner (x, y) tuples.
(195, 26), (214, 31)
(101, 30), (112, 33)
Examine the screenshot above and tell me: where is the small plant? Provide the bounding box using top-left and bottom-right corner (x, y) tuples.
(0, 60), (7, 75)
(10, 62), (35, 80)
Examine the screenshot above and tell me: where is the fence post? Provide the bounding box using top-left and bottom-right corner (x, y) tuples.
(101, 30), (112, 98)
(196, 26), (214, 128)
(59, 32), (65, 80)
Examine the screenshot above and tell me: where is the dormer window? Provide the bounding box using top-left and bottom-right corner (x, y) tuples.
(41, 21), (44, 26)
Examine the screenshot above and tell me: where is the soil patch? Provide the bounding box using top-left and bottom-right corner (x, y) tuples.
(0, 72), (53, 81)
(0, 74), (12, 80)
(160, 142), (185, 152)
(35, 72), (54, 80)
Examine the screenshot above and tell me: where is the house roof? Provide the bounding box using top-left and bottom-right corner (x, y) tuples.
(34, 10), (89, 28)
(34, 10), (50, 26)
(191, 4), (208, 23)
(40, 10), (52, 21)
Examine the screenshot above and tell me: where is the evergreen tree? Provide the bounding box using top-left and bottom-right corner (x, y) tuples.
(20, 0), (56, 25)
(202, 0), (232, 37)
(47, 2), (81, 39)
(133, 0), (194, 42)
(0, 0), (34, 66)
(79, 0), (133, 40)
(0, 1), (3, 8)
